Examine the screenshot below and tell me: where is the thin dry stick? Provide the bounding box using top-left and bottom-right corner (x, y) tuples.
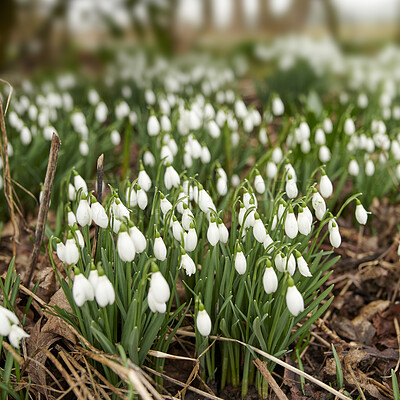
(0, 78), (13, 115)
(0, 100), (18, 257)
(25, 133), (61, 286)
(176, 329), (351, 400)
(393, 317), (400, 374)
(253, 359), (289, 400)
(347, 365), (366, 400)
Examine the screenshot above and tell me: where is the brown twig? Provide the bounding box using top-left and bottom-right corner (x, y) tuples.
(254, 358), (289, 400)
(24, 133), (61, 287)
(0, 100), (19, 257)
(347, 365), (366, 400)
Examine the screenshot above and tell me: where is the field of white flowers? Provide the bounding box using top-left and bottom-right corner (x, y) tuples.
(1, 37), (400, 399)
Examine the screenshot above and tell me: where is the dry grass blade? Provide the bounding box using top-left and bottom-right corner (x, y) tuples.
(176, 329), (352, 400)
(0, 78), (13, 115)
(394, 317), (400, 374)
(254, 358), (289, 400)
(347, 364), (366, 400)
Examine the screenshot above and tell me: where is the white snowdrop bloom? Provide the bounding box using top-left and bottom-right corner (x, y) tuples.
(79, 141), (89, 156)
(112, 199), (130, 221)
(95, 274), (115, 307)
(129, 111), (137, 125)
(295, 251), (311, 277)
(20, 126), (32, 145)
(299, 121), (310, 141)
(259, 127), (268, 145)
(181, 205), (193, 230)
(207, 220), (220, 246)
(285, 208), (298, 239)
(196, 307), (212, 336)
(274, 252), (285, 273)
(201, 145), (211, 164)
(253, 215), (267, 243)
(355, 201), (369, 225)
(393, 106), (400, 120)
(189, 109), (201, 130)
(198, 188), (214, 213)
(0, 306), (19, 337)
(126, 186), (137, 208)
(312, 191), (326, 221)
(117, 228), (136, 262)
(143, 150), (155, 167)
(204, 103), (215, 120)
(159, 99), (171, 116)
(180, 253), (196, 276)
(391, 141), (400, 161)
(231, 174), (240, 187)
(215, 109), (226, 127)
(43, 126), (54, 141)
(138, 169), (152, 192)
(64, 236), (80, 265)
(154, 233), (167, 261)
(254, 174), (265, 194)
(208, 120), (220, 139)
(319, 145), (331, 163)
(234, 100), (247, 119)
(76, 196), (92, 226)
(73, 173), (88, 195)
(329, 223), (341, 248)
(218, 220), (229, 244)
(277, 202), (286, 221)
(285, 176), (298, 199)
(272, 147), (283, 164)
(111, 217), (121, 235)
(263, 263), (278, 294)
(73, 228), (85, 248)
(319, 173), (333, 198)
(243, 191), (257, 209)
(164, 165), (180, 190)
(315, 128), (326, 145)
(56, 241), (66, 263)
(344, 118), (355, 135)
(8, 325), (30, 348)
(28, 104), (38, 120)
(217, 177), (228, 196)
(145, 89), (156, 105)
(231, 131), (240, 147)
(244, 209), (255, 230)
(286, 280), (304, 316)
(184, 226), (198, 252)
(160, 195), (172, 216)
(137, 187), (148, 210)
(88, 89), (100, 105)
(263, 234), (274, 253)
(301, 140), (311, 154)
(150, 271), (170, 304)
(348, 159), (359, 176)
(148, 291), (167, 313)
(148, 115), (160, 136)
(188, 136), (202, 159)
(303, 203), (314, 224)
(272, 97), (284, 116)
(129, 226), (146, 253)
(287, 254), (296, 276)
(110, 130), (121, 146)
(358, 92), (368, 108)
(266, 161), (278, 179)
(172, 218), (184, 242)
(168, 138), (179, 156)
(235, 247), (247, 275)
(115, 101), (130, 120)
(297, 208), (312, 236)
(73, 272), (94, 307)
(365, 159), (375, 176)
(243, 115), (254, 133)
(88, 268), (99, 290)
(161, 144), (174, 164)
(95, 102), (108, 124)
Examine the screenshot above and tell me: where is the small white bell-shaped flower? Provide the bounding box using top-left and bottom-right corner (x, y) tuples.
(286, 174), (298, 199)
(138, 163), (152, 192)
(234, 243), (247, 275)
(64, 233), (80, 265)
(329, 221), (341, 248)
(129, 225), (147, 253)
(274, 252), (285, 273)
(263, 234), (274, 253)
(180, 249), (196, 276)
(154, 229), (167, 261)
(263, 259), (278, 294)
(90, 195), (108, 228)
(8, 325), (30, 348)
(147, 114), (160, 136)
(164, 164), (180, 190)
(297, 206), (312, 236)
(266, 161), (277, 179)
(287, 253), (296, 276)
(143, 150), (155, 167)
(207, 218), (220, 247)
(196, 303), (212, 336)
(184, 223), (198, 252)
(73, 171), (88, 195)
(285, 206), (298, 239)
(76, 193), (92, 227)
(160, 193), (173, 215)
(218, 219), (229, 244)
(348, 159), (359, 176)
(172, 216), (184, 243)
(72, 268), (95, 307)
(312, 190), (326, 221)
(150, 267), (170, 304)
(137, 185), (148, 210)
(95, 268), (115, 307)
(126, 184), (137, 208)
(355, 200), (369, 225)
(0, 305), (20, 337)
(272, 97), (284, 116)
(286, 277), (304, 317)
(117, 224), (136, 262)
(253, 213), (267, 243)
(344, 118), (355, 136)
(319, 171), (333, 198)
(254, 171), (265, 194)
(295, 250), (312, 277)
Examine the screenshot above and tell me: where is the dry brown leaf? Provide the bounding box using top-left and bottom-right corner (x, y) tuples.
(352, 300), (390, 325)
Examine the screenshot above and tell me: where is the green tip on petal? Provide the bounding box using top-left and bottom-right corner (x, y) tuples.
(295, 250), (301, 258)
(151, 263), (159, 273)
(74, 266), (81, 275)
(288, 205), (293, 213)
(266, 259), (272, 268)
(119, 223), (128, 233)
(356, 199), (362, 205)
(287, 276), (295, 287)
(198, 302), (205, 312)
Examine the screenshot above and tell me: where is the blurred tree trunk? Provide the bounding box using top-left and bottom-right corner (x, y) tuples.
(0, 0), (16, 71)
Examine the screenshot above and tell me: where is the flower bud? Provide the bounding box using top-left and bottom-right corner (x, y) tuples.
(73, 270), (94, 307)
(196, 305), (212, 336)
(355, 200), (369, 225)
(286, 278), (304, 316)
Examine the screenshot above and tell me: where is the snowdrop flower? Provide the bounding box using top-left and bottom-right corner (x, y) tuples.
(117, 225), (136, 262)
(208, 120), (220, 139)
(95, 102), (108, 124)
(79, 141), (89, 156)
(145, 89), (156, 105)
(196, 304), (212, 336)
(235, 100), (247, 119)
(315, 128), (326, 145)
(348, 159), (359, 176)
(253, 213), (267, 243)
(344, 118), (355, 135)
(263, 260), (278, 294)
(72, 269), (95, 307)
(64, 234), (80, 265)
(218, 219), (229, 244)
(94, 269), (115, 307)
(299, 121), (310, 141)
(274, 252), (285, 273)
(20, 126), (32, 145)
(319, 172), (333, 198)
(148, 291), (167, 313)
(235, 243), (247, 275)
(164, 164), (180, 190)
(181, 204), (193, 230)
(184, 224), (198, 252)
(285, 206), (298, 239)
(312, 190), (326, 221)
(172, 216), (184, 242)
(329, 221), (341, 248)
(285, 175), (298, 199)
(323, 117), (333, 133)
(301, 140), (311, 154)
(112, 198), (130, 220)
(286, 253), (296, 276)
(110, 130), (121, 146)
(286, 278), (304, 316)
(254, 173), (265, 194)
(365, 159), (375, 176)
(137, 186), (148, 210)
(150, 268), (170, 305)
(0, 305), (20, 337)
(138, 164), (152, 192)
(319, 146), (331, 163)
(68, 184), (76, 201)
(201, 145), (211, 163)
(259, 127), (268, 145)
(358, 93), (368, 108)
(180, 250), (196, 276)
(217, 177), (228, 196)
(147, 114), (160, 136)
(115, 101), (130, 120)
(126, 185), (137, 208)
(266, 161), (278, 179)
(231, 174), (240, 187)
(263, 234), (274, 253)
(143, 150), (155, 167)
(90, 196), (108, 228)
(161, 115), (172, 131)
(8, 325), (30, 348)
(154, 231), (167, 261)
(73, 172), (88, 195)
(243, 191), (257, 209)
(297, 207), (312, 236)
(198, 186), (214, 213)
(56, 240), (66, 263)
(355, 200), (369, 225)
(160, 193), (172, 215)
(272, 147), (283, 164)
(295, 250), (311, 277)
(272, 97), (284, 116)
(207, 218), (220, 246)
(88, 89), (100, 105)
(129, 225), (147, 253)
(72, 225), (85, 248)
(88, 266), (99, 289)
